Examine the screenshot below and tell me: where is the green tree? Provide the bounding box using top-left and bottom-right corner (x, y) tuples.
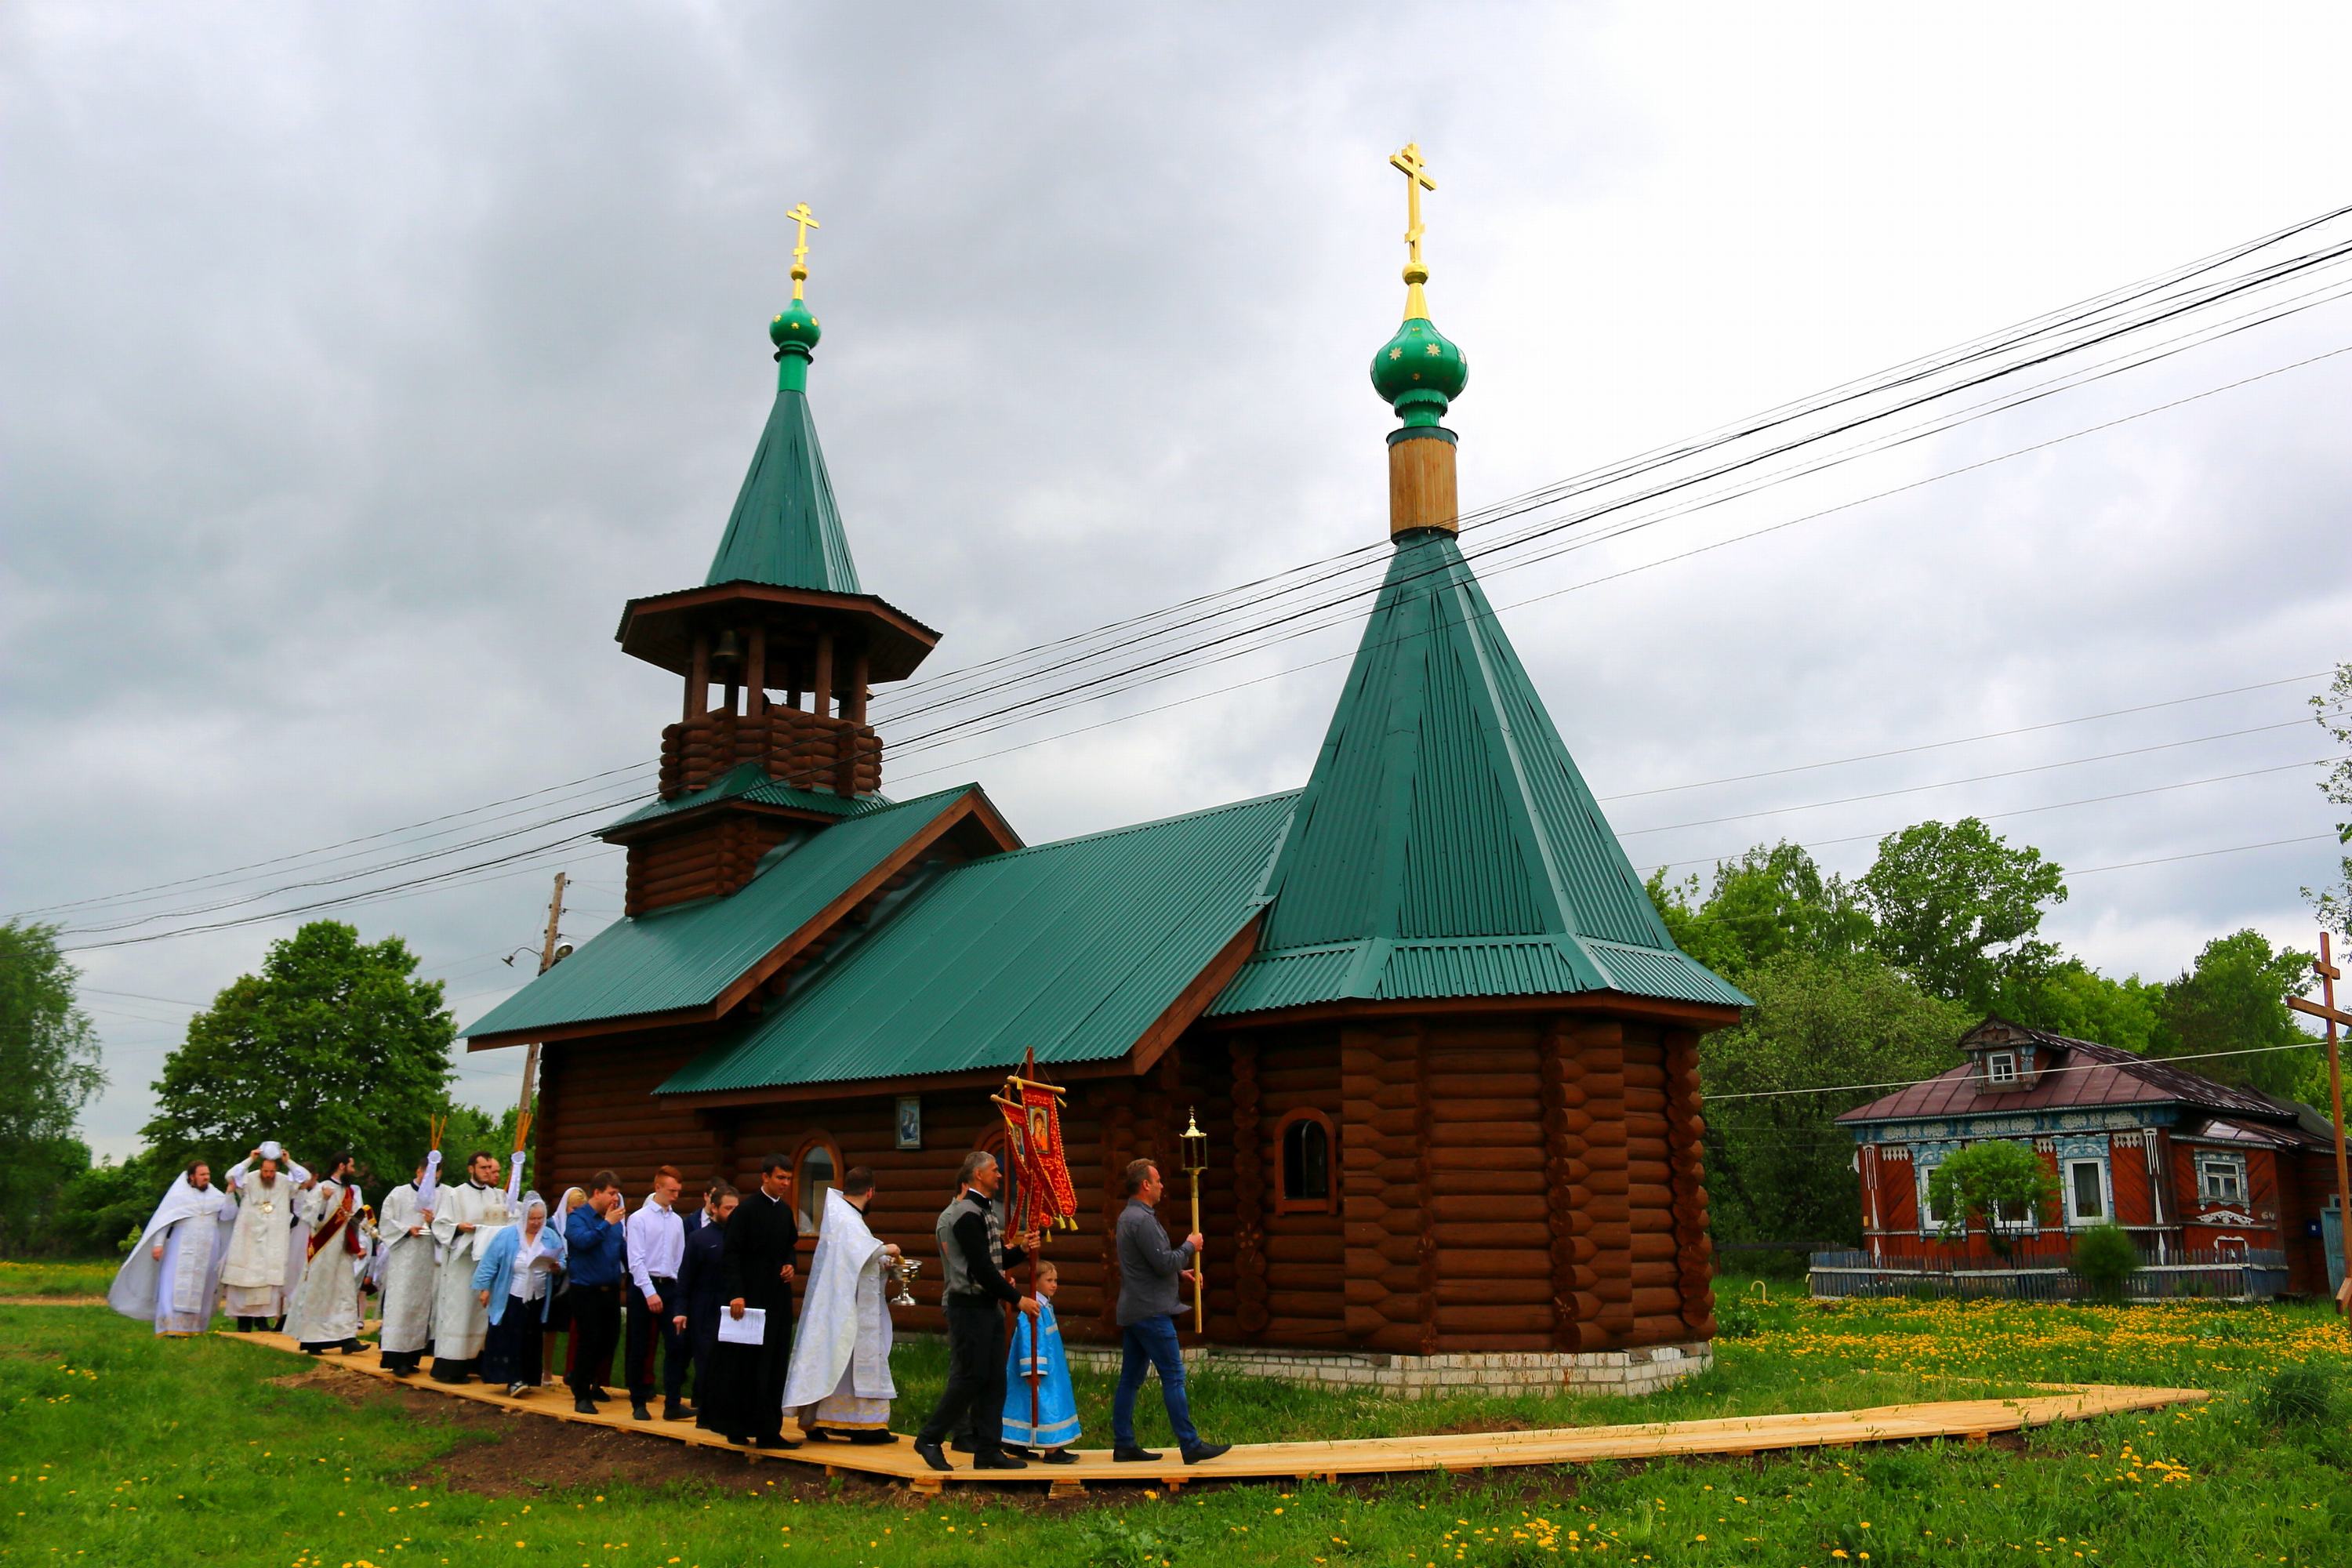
(2006, 960), (2166, 1051)
(0, 922), (106, 1256)
(1928, 1139), (2059, 1257)
(1859, 818), (2068, 1010)
(1648, 842), (1871, 988)
(1699, 949), (1973, 1250)
(2148, 928), (2317, 1098)
(2304, 662), (2352, 946)
(141, 921), (454, 1187)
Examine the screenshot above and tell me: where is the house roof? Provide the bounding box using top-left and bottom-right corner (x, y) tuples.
(655, 790), (1296, 1095)
(599, 763), (878, 837)
(704, 386), (861, 595)
(1837, 1025), (2317, 1127)
(1212, 529), (1747, 1018)
(461, 786), (987, 1044)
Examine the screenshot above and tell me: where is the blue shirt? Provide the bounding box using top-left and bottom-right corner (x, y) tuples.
(564, 1203), (627, 1287)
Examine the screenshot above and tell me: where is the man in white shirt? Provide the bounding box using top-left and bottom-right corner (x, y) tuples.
(623, 1163), (689, 1422)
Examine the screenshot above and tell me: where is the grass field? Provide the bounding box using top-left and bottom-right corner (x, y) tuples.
(0, 1260), (116, 1299)
(4, 1279), (2348, 1566)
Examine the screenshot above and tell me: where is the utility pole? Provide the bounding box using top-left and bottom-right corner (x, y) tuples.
(2288, 931), (2350, 1316)
(515, 871), (568, 1124)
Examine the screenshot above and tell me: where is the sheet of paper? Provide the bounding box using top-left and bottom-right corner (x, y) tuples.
(717, 1305), (767, 1345)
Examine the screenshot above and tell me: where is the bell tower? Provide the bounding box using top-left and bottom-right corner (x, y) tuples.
(603, 209), (942, 914)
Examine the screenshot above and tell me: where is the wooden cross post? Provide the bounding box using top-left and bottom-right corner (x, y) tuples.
(2288, 933), (2351, 1316)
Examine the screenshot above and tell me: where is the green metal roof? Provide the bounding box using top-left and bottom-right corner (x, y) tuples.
(655, 790), (1296, 1095)
(600, 763), (879, 836)
(705, 387), (862, 595)
(461, 785), (978, 1041)
(1214, 529), (1748, 1017)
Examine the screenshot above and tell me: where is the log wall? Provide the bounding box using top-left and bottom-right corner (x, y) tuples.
(659, 706), (881, 800)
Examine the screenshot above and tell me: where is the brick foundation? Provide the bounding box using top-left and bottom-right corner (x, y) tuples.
(1060, 1340), (1713, 1399)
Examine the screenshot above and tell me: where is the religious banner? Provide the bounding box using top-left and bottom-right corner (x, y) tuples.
(993, 1049), (1079, 1236)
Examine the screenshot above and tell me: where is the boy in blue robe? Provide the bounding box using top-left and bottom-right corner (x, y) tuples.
(1002, 1260), (1080, 1461)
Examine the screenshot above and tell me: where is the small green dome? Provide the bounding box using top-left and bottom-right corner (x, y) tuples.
(1371, 314), (1468, 426)
(770, 298), (822, 355)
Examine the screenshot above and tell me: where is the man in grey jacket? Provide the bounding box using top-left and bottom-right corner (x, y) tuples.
(1112, 1158), (1231, 1465)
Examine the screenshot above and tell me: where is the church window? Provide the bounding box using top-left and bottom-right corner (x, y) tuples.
(1274, 1109), (1337, 1215)
(793, 1135), (840, 1235)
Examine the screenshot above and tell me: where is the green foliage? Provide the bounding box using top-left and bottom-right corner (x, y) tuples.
(0, 921), (107, 1256)
(1928, 1140), (2059, 1256)
(1081, 1512), (1192, 1568)
(2006, 960), (2166, 1051)
(44, 1149), (173, 1255)
(1858, 818), (2068, 1010)
(2149, 928), (2317, 1098)
(1645, 841), (1871, 987)
(1713, 1294), (1762, 1338)
(140, 920), (454, 1188)
(2303, 661), (2352, 946)
(1698, 949), (1973, 1247)
(2071, 1222), (2140, 1300)
(2253, 1362), (2338, 1428)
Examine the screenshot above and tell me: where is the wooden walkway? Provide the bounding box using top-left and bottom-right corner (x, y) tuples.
(252, 1331), (2203, 1497)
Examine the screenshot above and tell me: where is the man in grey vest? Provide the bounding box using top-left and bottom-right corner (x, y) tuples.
(913, 1151), (1038, 1472)
(1113, 1157), (1230, 1465)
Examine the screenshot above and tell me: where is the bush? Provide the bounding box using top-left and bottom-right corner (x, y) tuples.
(2070, 1223), (2139, 1300)
(2253, 1363), (2337, 1428)
(1715, 1296), (1762, 1339)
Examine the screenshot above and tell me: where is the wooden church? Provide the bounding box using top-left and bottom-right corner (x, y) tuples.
(466, 156), (1749, 1393)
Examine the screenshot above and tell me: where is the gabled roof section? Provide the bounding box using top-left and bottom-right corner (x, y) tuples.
(706, 387), (861, 595)
(462, 785), (1006, 1047)
(1838, 1025), (2318, 1126)
(599, 763), (880, 837)
(656, 790), (1298, 1096)
(1214, 530), (1746, 1018)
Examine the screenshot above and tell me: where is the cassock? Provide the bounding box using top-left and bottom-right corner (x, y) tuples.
(108, 1173), (236, 1334)
(286, 1178), (367, 1349)
(781, 1188), (896, 1436)
(374, 1180), (437, 1370)
(429, 1178), (515, 1378)
(706, 1185), (797, 1443)
(219, 1155), (309, 1322)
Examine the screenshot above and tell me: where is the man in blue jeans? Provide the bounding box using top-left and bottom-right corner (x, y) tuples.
(1112, 1157), (1231, 1465)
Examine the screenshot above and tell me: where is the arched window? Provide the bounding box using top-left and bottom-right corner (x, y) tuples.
(1274, 1109), (1337, 1215)
(792, 1134), (840, 1236)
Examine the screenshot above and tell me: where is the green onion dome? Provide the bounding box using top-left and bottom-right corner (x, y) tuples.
(1370, 314), (1467, 428)
(770, 298), (822, 357)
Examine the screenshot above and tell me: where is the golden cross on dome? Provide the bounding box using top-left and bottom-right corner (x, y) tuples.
(786, 201), (821, 300)
(1390, 143), (1436, 268)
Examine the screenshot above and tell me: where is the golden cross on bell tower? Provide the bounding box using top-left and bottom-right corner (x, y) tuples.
(1388, 143), (1436, 320)
(786, 201), (821, 301)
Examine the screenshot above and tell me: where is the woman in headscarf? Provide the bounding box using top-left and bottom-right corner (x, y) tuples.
(109, 1160), (238, 1335)
(471, 1191), (567, 1399)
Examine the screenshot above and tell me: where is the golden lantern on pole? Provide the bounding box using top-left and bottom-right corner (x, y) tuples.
(1180, 1106), (1210, 1331)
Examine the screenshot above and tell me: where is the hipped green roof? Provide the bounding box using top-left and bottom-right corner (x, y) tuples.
(704, 387), (862, 594)
(1211, 530), (1747, 1016)
(462, 786), (976, 1041)
(657, 791), (1294, 1094)
(600, 762), (878, 837)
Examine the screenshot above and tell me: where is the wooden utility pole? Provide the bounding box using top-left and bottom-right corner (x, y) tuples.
(2288, 932), (2350, 1315)
(514, 871), (568, 1123)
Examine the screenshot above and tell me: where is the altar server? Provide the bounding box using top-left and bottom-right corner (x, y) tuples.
(375, 1158), (437, 1374)
(429, 1151), (516, 1381)
(286, 1152), (366, 1354)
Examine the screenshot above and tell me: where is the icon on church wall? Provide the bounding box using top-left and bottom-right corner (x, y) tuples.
(896, 1095), (922, 1151)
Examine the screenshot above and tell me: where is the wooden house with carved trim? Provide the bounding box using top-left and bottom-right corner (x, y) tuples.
(464, 194), (1749, 1393)
(1834, 1018), (2344, 1298)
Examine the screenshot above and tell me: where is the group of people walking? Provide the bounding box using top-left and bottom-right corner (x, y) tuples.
(111, 1138), (1229, 1467)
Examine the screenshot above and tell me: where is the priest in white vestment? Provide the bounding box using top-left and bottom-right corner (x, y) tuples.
(781, 1169), (902, 1443)
(375, 1156), (438, 1374)
(429, 1150), (517, 1383)
(109, 1161), (236, 1335)
(220, 1142), (309, 1330)
(286, 1154), (368, 1353)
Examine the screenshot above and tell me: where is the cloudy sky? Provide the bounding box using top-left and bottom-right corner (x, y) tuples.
(6, 4), (2348, 1159)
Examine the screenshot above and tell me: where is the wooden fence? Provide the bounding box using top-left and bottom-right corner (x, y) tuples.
(1808, 1244), (2291, 1302)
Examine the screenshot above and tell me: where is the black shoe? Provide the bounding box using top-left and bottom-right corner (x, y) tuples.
(951, 1439), (976, 1454)
(662, 1400), (688, 1422)
(913, 1439), (952, 1473)
(1181, 1442), (1232, 1465)
(848, 1430), (898, 1446)
(800, 1425), (837, 1442)
(1001, 1444), (1037, 1460)
(1037, 1447), (1079, 1464)
(574, 1396), (598, 1414)
(751, 1434), (800, 1450)
(973, 1450), (1029, 1470)
(303, 1345), (325, 1356)
(631, 1403), (652, 1421)
(1113, 1446), (1161, 1463)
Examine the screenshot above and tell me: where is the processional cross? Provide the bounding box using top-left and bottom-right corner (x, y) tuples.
(786, 201), (821, 299)
(1389, 141), (1436, 318)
